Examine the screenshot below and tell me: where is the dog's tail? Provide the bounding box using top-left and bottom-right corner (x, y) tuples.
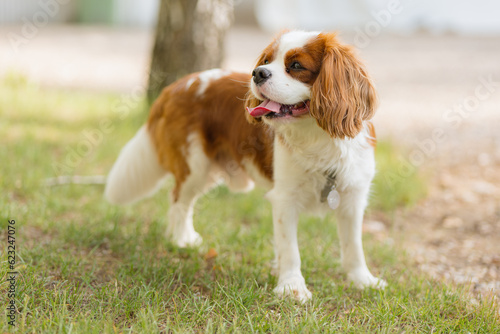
(104, 126), (167, 205)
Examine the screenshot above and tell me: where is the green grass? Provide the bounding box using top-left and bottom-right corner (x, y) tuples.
(370, 141), (428, 212)
(0, 75), (498, 333)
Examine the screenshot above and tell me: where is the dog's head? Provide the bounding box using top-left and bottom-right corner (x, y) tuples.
(246, 31), (377, 138)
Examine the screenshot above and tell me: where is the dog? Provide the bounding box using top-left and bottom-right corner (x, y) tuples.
(105, 30), (386, 301)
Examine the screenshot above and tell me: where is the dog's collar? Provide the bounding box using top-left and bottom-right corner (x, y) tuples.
(320, 171), (336, 203)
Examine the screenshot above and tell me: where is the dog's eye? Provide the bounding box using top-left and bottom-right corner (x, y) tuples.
(264, 59), (269, 65)
(290, 62), (304, 70)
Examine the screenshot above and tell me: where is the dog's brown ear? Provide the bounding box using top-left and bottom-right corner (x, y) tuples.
(310, 34), (377, 138)
(244, 91), (263, 124)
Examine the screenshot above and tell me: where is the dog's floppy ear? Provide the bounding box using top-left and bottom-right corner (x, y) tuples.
(310, 34), (377, 138)
(244, 91), (263, 124)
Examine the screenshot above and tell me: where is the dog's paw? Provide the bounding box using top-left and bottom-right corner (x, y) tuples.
(172, 231), (202, 248)
(274, 275), (312, 303)
(347, 269), (387, 289)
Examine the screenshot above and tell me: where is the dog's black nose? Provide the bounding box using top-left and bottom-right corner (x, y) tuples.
(252, 67), (272, 86)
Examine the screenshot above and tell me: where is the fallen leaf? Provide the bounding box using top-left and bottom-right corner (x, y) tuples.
(204, 248), (218, 260)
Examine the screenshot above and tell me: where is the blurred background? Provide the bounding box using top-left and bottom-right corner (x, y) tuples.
(1, 0), (500, 136)
(1, 0), (499, 298)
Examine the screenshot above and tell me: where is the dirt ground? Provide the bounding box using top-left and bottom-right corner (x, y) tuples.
(366, 138), (500, 301)
(359, 32), (500, 301)
(1, 25), (499, 301)
(404, 160), (500, 300)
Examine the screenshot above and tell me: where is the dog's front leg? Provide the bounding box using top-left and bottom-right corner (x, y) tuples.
(268, 195), (312, 302)
(337, 186), (387, 289)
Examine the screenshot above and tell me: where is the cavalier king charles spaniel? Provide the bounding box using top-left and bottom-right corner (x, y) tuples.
(105, 31), (386, 301)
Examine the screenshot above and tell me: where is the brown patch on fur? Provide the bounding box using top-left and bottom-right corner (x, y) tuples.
(284, 37), (325, 85)
(147, 72), (274, 201)
(366, 121), (377, 148)
(309, 33), (378, 139)
(275, 133), (288, 148)
(255, 43), (276, 67)
(254, 29), (288, 67)
(366, 122), (377, 148)
(244, 91), (263, 124)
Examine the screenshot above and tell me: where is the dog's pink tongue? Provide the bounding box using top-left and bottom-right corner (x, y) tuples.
(246, 100), (281, 117)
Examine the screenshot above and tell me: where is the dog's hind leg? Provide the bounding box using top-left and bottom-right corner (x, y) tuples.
(167, 135), (215, 248)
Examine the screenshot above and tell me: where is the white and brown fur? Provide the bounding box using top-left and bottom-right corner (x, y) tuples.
(105, 31), (385, 302)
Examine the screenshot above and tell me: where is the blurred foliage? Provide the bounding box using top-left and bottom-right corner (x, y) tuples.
(371, 141), (428, 212)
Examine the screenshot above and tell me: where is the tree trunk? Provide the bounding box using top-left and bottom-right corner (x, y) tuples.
(147, 0), (233, 104)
